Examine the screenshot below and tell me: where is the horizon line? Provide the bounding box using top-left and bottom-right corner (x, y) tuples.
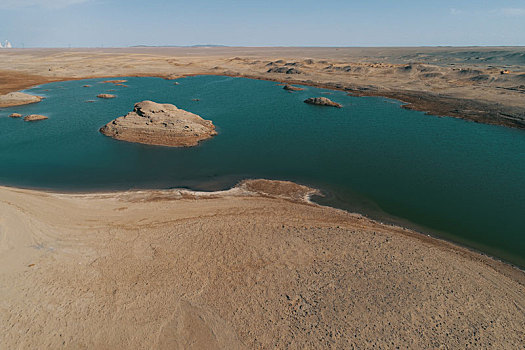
(3, 44), (525, 49)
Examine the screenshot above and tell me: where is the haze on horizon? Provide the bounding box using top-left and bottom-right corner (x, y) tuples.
(1, 0), (524, 48)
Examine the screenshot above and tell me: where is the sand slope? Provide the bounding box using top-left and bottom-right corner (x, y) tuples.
(0, 183), (523, 349)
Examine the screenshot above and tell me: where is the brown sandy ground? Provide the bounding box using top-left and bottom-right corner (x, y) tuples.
(0, 180), (524, 349)
(0, 47), (524, 128)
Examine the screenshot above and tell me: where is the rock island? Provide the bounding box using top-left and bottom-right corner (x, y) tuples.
(304, 97), (342, 108)
(99, 100), (217, 147)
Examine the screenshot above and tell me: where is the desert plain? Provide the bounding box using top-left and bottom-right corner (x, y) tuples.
(0, 47), (524, 348)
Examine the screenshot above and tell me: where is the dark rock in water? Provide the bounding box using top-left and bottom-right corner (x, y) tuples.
(304, 97), (342, 108)
(9, 113), (22, 118)
(283, 84), (304, 91)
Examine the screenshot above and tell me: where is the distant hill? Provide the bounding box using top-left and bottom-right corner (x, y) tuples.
(130, 44), (228, 48)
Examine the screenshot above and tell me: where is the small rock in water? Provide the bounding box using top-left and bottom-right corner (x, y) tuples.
(24, 114), (48, 122)
(304, 97), (342, 108)
(9, 113), (22, 118)
(283, 84), (304, 91)
(97, 94), (116, 99)
(101, 80), (127, 84)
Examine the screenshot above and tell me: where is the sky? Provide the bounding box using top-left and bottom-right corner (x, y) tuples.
(0, 0), (524, 47)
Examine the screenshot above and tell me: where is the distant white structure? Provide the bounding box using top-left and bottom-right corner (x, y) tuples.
(0, 40), (12, 49)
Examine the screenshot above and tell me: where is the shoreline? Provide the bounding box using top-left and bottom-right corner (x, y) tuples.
(1, 179), (523, 278)
(1, 74), (524, 269)
(1, 180), (524, 348)
(1, 67), (524, 129)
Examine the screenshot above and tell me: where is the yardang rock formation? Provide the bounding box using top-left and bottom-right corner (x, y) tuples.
(304, 97), (342, 108)
(99, 100), (217, 147)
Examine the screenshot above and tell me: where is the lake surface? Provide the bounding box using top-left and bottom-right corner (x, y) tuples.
(1, 76), (524, 267)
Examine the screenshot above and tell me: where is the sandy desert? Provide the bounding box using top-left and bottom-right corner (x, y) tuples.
(0, 47), (524, 348)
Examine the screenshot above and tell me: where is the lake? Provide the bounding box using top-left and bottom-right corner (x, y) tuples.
(1, 75), (524, 267)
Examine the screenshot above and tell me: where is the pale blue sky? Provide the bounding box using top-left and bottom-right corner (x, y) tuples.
(1, 0), (524, 47)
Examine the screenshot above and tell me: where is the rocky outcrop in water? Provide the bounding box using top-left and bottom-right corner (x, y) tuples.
(24, 114), (48, 122)
(99, 100), (217, 147)
(0, 92), (43, 108)
(304, 97), (342, 108)
(283, 84), (304, 91)
(9, 113), (22, 118)
(97, 94), (116, 99)
(102, 80), (127, 85)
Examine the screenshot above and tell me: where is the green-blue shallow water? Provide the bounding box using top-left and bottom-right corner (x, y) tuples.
(1, 76), (524, 267)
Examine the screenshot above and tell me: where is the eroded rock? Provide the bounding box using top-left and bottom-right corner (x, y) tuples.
(304, 97), (342, 108)
(0, 92), (43, 108)
(99, 100), (217, 147)
(283, 84), (304, 91)
(97, 94), (116, 99)
(24, 114), (48, 122)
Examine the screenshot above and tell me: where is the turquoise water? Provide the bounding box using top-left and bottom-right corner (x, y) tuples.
(1, 76), (524, 267)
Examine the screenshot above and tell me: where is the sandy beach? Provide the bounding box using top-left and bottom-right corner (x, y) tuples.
(0, 47), (524, 348)
(0, 181), (524, 349)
